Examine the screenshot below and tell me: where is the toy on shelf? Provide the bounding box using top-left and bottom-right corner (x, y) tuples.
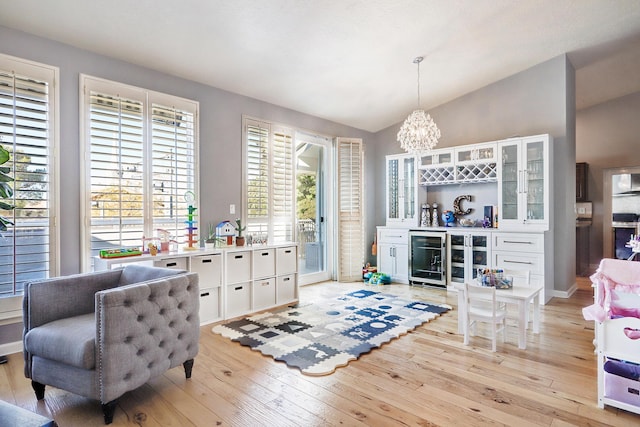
(184, 191), (198, 251)
(442, 210), (455, 227)
(99, 248), (142, 259)
(216, 220), (236, 246)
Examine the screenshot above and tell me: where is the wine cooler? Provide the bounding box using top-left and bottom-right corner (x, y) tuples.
(408, 230), (447, 287)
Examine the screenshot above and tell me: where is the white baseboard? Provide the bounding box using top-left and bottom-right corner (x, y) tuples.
(551, 282), (577, 299)
(0, 340), (22, 356)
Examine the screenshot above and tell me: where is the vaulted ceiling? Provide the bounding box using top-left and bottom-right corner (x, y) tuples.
(1, 0), (639, 132)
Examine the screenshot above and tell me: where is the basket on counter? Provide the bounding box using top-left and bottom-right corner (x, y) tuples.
(478, 269), (513, 289)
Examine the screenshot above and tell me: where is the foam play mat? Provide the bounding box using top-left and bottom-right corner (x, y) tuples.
(212, 289), (451, 376)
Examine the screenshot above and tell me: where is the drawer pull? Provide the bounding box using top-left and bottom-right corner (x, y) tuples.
(202, 259), (212, 263)
(234, 286), (243, 291)
(261, 252), (269, 256)
(234, 255), (244, 259)
(261, 281), (269, 286)
(166, 262), (177, 267)
(504, 260), (533, 265)
(283, 277), (290, 282)
(284, 250), (292, 254)
(503, 240), (533, 244)
(200, 292), (210, 297)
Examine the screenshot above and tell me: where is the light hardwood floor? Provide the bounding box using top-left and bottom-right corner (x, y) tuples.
(2, 277), (639, 426)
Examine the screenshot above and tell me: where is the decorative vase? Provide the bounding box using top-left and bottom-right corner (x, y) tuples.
(431, 203), (439, 226)
(236, 236), (245, 246)
(420, 204), (430, 227)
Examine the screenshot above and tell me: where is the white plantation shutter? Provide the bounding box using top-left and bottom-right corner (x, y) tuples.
(271, 126), (294, 242)
(82, 76), (198, 270)
(150, 103), (196, 240)
(0, 58), (57, 296)
(245, 119), (269, 236)
(337, 137), (364, 282)
(88, 90), (145, 257)
(243, 118), (294, 242)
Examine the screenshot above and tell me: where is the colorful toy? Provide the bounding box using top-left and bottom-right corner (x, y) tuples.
(442, 210), (455, 227)
(99, 248), (142, 259)
(216, 220), (236, 246)
(366, 272), (391, 285)
(184, 191), (198, 250)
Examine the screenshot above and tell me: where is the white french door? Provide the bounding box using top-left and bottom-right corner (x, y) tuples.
(295, 132), (333, 285)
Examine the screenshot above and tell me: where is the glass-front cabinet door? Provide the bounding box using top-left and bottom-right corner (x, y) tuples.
(387, 157), (400, 221)
(498, 141), (521, 222)
(497, 135), (550, 230)
(385, 154), (418, 226)
(402, 156), (416, 222)
(447, 231), (491, 285)
(524, 139), (545, 221)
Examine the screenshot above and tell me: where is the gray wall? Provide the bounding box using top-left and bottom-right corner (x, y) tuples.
(0, 25), (374, 276)
(372, 55), (576, 294)
(576, 91), (640, 267)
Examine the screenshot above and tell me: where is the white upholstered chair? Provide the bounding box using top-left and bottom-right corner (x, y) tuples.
(463, 282), (507, 352)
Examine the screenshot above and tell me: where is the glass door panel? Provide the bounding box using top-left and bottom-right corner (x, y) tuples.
(501, 144), (519, 220)
(402, 157), (415, 220)
(295, 134), (332, 284)
(525, 140), (544, 220)
(387, 158), (399, 220)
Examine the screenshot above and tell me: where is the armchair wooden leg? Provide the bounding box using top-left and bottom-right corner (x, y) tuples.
(183, 358), (194, 379)
(31, 381), (45, 400)
(102, 400), (117, 425)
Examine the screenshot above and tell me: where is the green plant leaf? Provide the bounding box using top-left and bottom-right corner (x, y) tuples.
(0, 216), (11, 231)
(0, 182), (13, 198)
(0, 147), (8, 165)
(0, 173), (13, 182)
(0, 201), (14, 210)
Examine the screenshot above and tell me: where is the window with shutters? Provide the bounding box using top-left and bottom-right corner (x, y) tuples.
(243, 118), (294, 243)
(81, 75), (198, 271)
(0, 54), (58, 297)
(337, 137), (364, 282)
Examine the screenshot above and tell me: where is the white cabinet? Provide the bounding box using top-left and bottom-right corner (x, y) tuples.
(224, 244), (298, 319)
(497, 135), (550, 230)
(153, 257), (188, 270)
(419, 143), (497, 186)
(275, 246), (298, 304)
(224, 249), (252, 318)
(454, 142), (498, 183)
(93, 244), (297, 321)
(447, 231), (491, 285)
(385, 154), (419, 226)
(418, 148), (455, 185)
(252, 248), (275, 279)
(377, 227), (409, 284)
(252, 277), (276, 310)
(191, 253), (223, 324)
(492, 232), (546, 301)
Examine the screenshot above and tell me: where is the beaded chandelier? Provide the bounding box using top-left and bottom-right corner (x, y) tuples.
(397, 56), (441, 155)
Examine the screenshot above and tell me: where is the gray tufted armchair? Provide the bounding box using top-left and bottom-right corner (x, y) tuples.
(23, 264), (200, 424)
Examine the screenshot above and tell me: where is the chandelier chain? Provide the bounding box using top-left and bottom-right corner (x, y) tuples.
(416, 58), (421, 108)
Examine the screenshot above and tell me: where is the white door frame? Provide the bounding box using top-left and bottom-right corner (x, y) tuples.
(295, 132), (334, 286)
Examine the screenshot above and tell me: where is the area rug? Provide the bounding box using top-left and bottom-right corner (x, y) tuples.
(212, 289), (451, 376)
